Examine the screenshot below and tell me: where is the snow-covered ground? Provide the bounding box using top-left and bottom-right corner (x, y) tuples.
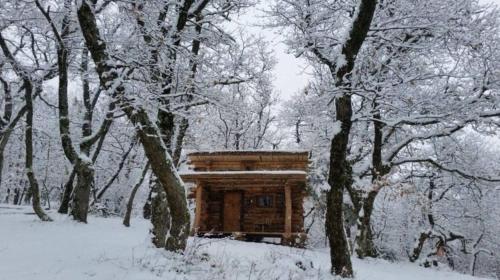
(0, 204), (491, 280)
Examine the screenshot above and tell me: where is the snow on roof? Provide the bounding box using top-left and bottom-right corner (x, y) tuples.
(179, 170), (307, 176)
(186, 150), (309, 156)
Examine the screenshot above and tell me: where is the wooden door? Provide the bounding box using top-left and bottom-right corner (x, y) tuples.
(223, 192), (241, 232)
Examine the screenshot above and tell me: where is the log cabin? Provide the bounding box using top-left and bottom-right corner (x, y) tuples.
(179, 150), (309, 246)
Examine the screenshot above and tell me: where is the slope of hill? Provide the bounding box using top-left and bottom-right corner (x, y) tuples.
(0, 204), (490, 280)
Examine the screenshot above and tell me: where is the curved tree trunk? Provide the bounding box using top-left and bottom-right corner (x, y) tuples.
(129, 109), (190, 251)
(324, 0), (378, 276)
(24, 82), (52, 221)
(77, 1), (191, 251)
(123, 161), (149, 227)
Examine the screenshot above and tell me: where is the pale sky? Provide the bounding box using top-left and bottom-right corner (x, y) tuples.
(231, 5), (310, 102)
(235, 0), (500, 103)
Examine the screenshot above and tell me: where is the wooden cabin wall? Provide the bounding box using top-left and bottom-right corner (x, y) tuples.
(204, 188), (223, 232)
(200, 184), (304, 234)
(242, 185), (304, 233)
(291, 185), (304, 232)
(242, 188), (285, 232)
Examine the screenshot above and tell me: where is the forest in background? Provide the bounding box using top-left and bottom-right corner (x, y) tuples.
(0, 0), (499, 278)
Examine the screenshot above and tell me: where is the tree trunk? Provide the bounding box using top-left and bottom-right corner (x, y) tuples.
(150, 179), (171, 247)
(37, 0), (98, 223)
(59, 128), (109, 214)
(4, 188), (9, 203)
(143, 185), (153, 219)
(123, 162), (149, 227)
(70, 161), (94, 223)
(77, 1), (191, 251)
(326, 95), (354, 277)
(355, 190), (378, 258)
(0, 76), (12, 188)
(129, 109), (190, 251)
(24, 82), (51, 221)
(355, 107), (384, 258)
(0, 148), (5, 189)
(23, 185), (32, 205)
(324, 0), (378, 275)
(172, 117), (189, 167)
(13, 188), (20, 204)
(58, 169), (76, 213)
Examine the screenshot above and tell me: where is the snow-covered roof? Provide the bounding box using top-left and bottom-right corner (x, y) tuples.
(186, 150), (309, 157)
(186, 149), (309, 154)
(180, 170), (307, 175)
(186, 150), (310, 165)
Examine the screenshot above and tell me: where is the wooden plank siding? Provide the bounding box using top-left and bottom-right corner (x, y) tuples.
(197, 184), (304, 234)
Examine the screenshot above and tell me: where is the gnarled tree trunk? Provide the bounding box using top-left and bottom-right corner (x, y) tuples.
(150, 180), (171, 247)
(24, 82), (52, 221)
(326, 95), (355, 277)
(77, 1), (191, 251)
(70, 161), (94, 222)
(324, 0), (378, 276)
(355, 190), (378, 258)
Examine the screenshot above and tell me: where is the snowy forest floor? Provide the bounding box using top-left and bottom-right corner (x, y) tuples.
(0, 204), (491, 280)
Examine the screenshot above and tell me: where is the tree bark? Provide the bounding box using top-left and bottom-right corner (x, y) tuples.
(58, 169), (76, 213)
(150, 179), (171, 247)
(326, 95), (354, 277)
(323, 0), (378, 276)
(70, 161), (94, 222)
(23, 186), (32, 205)
(127, 108), (190, 251)
(355, 190), (378, 258)
(173, 117), (189, 167)
(77, 1), (190, 251)
(0, 76), (12, 188)
(355, 107), (385, 258)
(24, 82), (52, 221)
(143, 184), (153, 219)
(13, 188), (20, 204)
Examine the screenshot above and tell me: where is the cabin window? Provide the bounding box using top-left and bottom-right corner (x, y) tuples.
(257, 195), (273, 207)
